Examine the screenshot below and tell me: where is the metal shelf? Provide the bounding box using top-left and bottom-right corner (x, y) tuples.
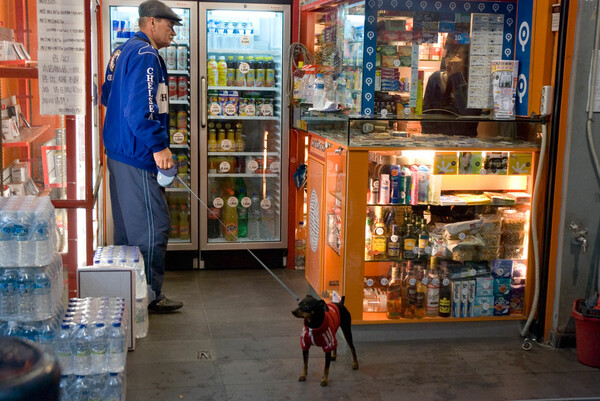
(208, 116), (279, 121)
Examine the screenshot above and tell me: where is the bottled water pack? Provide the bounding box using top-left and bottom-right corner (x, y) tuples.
(59, 371), (125, 401)
(93, 245), (149, 338)
(0, 196), (58, 267)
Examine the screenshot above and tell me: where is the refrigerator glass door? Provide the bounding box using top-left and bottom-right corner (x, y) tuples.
(104, 1), (198, 251)
(200, 4), (289, 248)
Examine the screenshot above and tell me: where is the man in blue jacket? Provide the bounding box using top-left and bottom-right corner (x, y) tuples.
(101, 0), (183, 313)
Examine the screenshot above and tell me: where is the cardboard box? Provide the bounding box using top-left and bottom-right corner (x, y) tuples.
(491, 259), (513, 278)
(1, 118), (19, 140)
(0, 27), (15, 42)
(494, 278), (511, 296)
(11, 162), (29, 183)
(460, 281), (469, 318)
(467, 280), (476, 317)
(0, 40), (17, 61)
(6, 182), (25, 196)
(510, 284), (525, 313)
(475, 277), (494, 296)
(473, 296), (494, 317)
(493, 295), (510, 316)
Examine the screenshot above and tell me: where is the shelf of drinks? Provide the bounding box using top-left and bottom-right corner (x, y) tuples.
(167, 69), (189, 75)
(113, 37), (190, 46)
(165, 188), (190, 193)
(207, 237), (277, 244)
(3, 126), (50, 147)
(208, 116), (279, 121)
(208, 151), (279, 157)
(360, 311), (527, 324)
(171, 144), (189, 150)
(208, 49), (281, 56)
(207, 173), (278, 178)
(168, 238), (191, 244)
(207, 86), (279, 92)
(170, 99), (189, 106)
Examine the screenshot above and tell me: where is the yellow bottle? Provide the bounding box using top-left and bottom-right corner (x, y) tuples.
(207, 55), (218, 86)
(208, 128), (218, 152)
(371, 206), (387, 260)
(226, 129), (235, 152)
(234, 123), (245, 152)
(217, 128), (226, 151)
(217, 56), (228, 86)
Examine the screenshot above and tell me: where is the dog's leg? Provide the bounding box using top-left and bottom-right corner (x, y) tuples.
(339, 309), (359, 370)
(321, 351), (331, 386)
(299, 349), (309, 382)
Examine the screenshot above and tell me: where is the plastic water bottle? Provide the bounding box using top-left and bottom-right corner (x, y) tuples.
(247, 193), (261, 240)
(34, 268), (52, 320)
(71, 375), (90, 401)
(0, 211), (15, 267)
(87, 375), (104, 401)
(260, 192), (276, 240)
(32, 210), (51, 266)
(16, 268), (35, 319)
(108, 321), (125, 372)
(72, 323), (92, 375)
(0, 268), (17, 318)
(55, 323), (74, 375)
(104, 372), (123, 401)
(336, 74), (347, 107)
(90, 322), (108, 374)
(135, 295), (149, 338)
(37, 319), (56, 351)
(58, 375), (71, 401)
(294, 222), (307, 270)
(313, 73), (325, 110)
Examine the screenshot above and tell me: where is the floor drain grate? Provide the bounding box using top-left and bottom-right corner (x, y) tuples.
(197, 351), (211, 360)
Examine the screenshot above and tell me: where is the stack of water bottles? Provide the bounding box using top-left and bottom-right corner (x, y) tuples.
(56, 297), (128, 401)
(0, 196), (64, 349)
(207, 19), (255, 50)
(93, 245), (149, 338)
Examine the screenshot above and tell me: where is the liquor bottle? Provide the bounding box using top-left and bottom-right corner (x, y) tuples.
(386, 263), (402, 319)
(387, 224), (401, 259)
(426, 260), (440, 317)
(438, 267), (451, 317)
(222, 189), (239, 241)
(371, 206), (387, 260)
(418, 222), (429, 260)
(404, 263), (417, 318)
(207, 188), (221, 239)
(402, 223), (417, 260)
(415, 265), (428, 318)
(364, 215), (372, 261)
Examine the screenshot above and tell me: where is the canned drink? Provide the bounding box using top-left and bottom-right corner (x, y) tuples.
(177, 154), (188, 174)
(176, 45), (188, 70)
(178, 76), (188, 100)
(177, 111), (188, 130)
(208, 90), (220, 116)
(158, 48), (167, 61)
(168, 77), (177, 100)
(238, 97), (248, 116)
(166, 46), (177, 70)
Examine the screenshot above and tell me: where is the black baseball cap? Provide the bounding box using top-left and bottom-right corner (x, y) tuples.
(139, 0), (183, 25)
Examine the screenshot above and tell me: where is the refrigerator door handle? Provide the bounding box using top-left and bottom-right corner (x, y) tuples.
(201, 76), (207, 128)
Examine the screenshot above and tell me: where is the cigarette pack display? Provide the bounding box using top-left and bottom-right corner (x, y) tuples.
(510, 284), (525, 313)
(506, 192), (532, 204)
(491, 60), (519, 120)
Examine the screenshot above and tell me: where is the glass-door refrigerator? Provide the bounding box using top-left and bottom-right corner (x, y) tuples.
(199, 3), (290, 251)
(101, 0), (199, 252)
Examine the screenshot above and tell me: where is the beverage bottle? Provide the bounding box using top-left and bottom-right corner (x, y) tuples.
(438, 267), (451, 317)
(247, 192), (261, 240)
(402, 223), (417, 260)
(107, 321), (125, 372)
(0, 268), (17, 319)
(266, 56), (276, 87)
(104, 372), (123, 401)
(237, 188), (248, 239)
(418, 165), (430, 203)
(72, 323), (92, 375)
(389, 163), (402, 205)
(208, 188), (222, 239)
(71, 375), (90, 401)
(58, 375), (71, 401)
(0, 209), (15, 267)
(313, 73), (325, 109)
(415, 266), (428, 318)
(207, 55), (218, 86)
(364, 215), (372, 261)
(217, 127), (227, 151)
(226, 128), (236, 152)
(34, 268), (52, 320)
(336, 73), (347, 106)
(370, 206), (387, 260)
(207, 19), (217, 49)
(386, 263), (402, 319)
(235, 56), (246, 87)
(246, 56), (256, 87)
(88, 375), (104, 401)
(426, 262), (440, 317)
(386, 223), (401, 259)
(410, 165), (419, 205)
(229, 21), (239, 49)
(16, 268), (34, 319)
(418, 222), (429, 260)
(378, 156), (392, 205)
(234, 123), (245, 151)
(179, 204), (190, 241)
(260, 192), (276, 239)
(222, 189), (239, 241)
(294, 222), (307, 269)
(208, 127), (218, 152)
(32, 208), (51, 266)
(245, 21), (255, 49)
(169, 202), (179, 239)
(292, 61), (306, 103)
(255, 57), (266, 87)
(404, 263), (417, 318)
(90, 322), (108, 374)
(226, 55), (236, 86)
(217, 56), (228, 86)
(216, 20), (226, 48)
(55, 323), (74, 375)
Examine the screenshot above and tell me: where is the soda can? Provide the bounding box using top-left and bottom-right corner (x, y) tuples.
(176, 111), (188, 130)
(176, 45), (188, 70)
(166, 46), (177, 70)
(168, 77), (177, 100)
(178, 76), (188, 100)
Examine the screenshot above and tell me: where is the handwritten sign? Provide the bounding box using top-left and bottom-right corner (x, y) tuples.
(37, 0), (86, 115)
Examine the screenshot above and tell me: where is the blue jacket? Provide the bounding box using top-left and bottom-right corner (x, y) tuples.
(101, 32), (169, 172)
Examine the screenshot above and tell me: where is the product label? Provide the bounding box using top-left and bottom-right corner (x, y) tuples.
(220, 139), (233, 151)
(375, 227), (385, 236)
(227, 196), (238, 208)
(247, 160), (258, 173)
(241, 197), (251, 208)
(219, 161), (231, 173)
(270, 161), (280, 174)
(213, 197), (224, 209)
(404, 238), (416, 251)
(260, 199), (272, 209)
(224, 103), (237, 116)
(439, 297), (451, 314)
(209, 103), (222, 115)
(372, 237), (386, 254)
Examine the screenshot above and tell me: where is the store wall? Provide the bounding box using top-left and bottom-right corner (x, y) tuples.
(550, 0), (600, 345)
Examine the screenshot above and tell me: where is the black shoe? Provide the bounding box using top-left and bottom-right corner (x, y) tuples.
(148, 296), (183, 313)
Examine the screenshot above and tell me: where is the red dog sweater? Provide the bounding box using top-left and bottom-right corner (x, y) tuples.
(300, 303), (340, 352)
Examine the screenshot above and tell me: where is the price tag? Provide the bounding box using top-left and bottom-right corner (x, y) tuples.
(260, 198), (271, 209)
(380, 108), (388, 117)
(260, 104), (273, 116)
(238, 62), (250, 74)
(245, 104), (256, 116)
(269, 161), (280, 174)
(209, 103), (222, 115)
(213, 197), (224, 208)
(172, 131), (185, 144)
(219, 161), (231, 173)
(220, 139), (233, 151)
(247, 160), (258, 173)
(240, 35), (251, 46)
(393, 59), (401, 67)
(224, 103), (237, 116)
(241, 196), (251, 208)
(227, 196), (238, 207)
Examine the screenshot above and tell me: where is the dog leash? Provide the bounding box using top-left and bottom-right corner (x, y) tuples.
(175, 175), (301, 302)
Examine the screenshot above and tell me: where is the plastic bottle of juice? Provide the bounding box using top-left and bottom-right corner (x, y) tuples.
(207, 127), (218, 152)
(255, 57), (265, 87)
(235, 56), (246, 87)
(207, 55), (218, 86)
(266, 56), (276, 87)
(234, 123), (245, 151)
(226, 55), (236, 86)
(217, 56), (228, 86)
(246, 56), (256, 87)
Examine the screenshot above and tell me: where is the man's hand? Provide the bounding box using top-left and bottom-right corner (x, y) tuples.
(154, 148), (173, 170)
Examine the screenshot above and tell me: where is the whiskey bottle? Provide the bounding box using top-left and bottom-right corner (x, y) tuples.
(371, 206), (387, 260)
(402, 223), (417, 260)
(415, 265), (428, 318)
(386, 263), (402, 319)
(438, 268), (451, 317)
(404, 263), (417, 318)
(387, 224), (401, 259)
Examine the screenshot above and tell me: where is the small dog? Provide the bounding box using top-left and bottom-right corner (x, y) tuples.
(291, 295), (358, 386)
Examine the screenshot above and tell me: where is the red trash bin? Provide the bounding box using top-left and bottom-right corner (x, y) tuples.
(571, 299), (600, 368)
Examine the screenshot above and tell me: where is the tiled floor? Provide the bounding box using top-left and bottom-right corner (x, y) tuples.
(125, 269), (600, 401)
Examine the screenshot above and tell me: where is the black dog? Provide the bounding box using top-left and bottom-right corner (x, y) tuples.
(291, 295), (358, 386)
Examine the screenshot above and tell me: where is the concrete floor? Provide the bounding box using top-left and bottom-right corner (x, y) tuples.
(125, 269), (600, 401)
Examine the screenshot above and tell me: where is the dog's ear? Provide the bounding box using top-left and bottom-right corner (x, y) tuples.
(319, 300), (329, 311)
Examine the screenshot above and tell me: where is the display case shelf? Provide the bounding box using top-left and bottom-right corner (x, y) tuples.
(167, 69), (190, 75)
(170, 99), (189, 105)
(208, 116), (279, 121)
(209, 49), (281, 56)
(208, 151), (279, 157)
(2, 126), (50, 147)
(207, 173), (278, 178)
(0, 65), (38, 79)
(207, 86), (280, 92)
